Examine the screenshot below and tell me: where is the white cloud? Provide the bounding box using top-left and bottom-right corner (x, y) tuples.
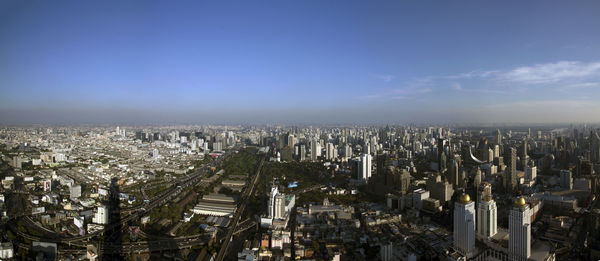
(500, 61), (600, 84)
(360, 60), (600, 105)
(372, 74), (395, 82)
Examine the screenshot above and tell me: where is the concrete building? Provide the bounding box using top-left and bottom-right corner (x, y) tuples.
(274, 194), (286, 219)
(359, 154), (372, 182)
(560, 170), (572, 190)
(70, 185), (81, 200)
(267, 186), (278, 218)
(477, 195), (497, 238)
(93, 205), (109, 225)
(509, 197), (531, 261)
(454, 194), (475, 257)
(299, 144), (306, 161)
(0, 242), (13, 259)
(525, 165), (537, 181)
(426, 174), (454, 203)
(504, 147), (517, 193)
(326, 142), (335, 160)
(310, 139), (319, 161)
(412, 189), (429, 210)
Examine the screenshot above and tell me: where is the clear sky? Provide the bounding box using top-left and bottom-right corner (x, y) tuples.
(1, 1), (600, 125)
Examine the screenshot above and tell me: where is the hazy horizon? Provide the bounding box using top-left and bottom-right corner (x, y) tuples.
(2, 1), (600, 125)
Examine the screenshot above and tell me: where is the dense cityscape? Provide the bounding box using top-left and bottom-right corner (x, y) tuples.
(0, 125), (599, 260)
(2, 1), (600, 260)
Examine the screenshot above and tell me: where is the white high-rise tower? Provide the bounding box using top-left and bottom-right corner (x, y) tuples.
(509, 197), (531, 261)
(454, 194), (475, 257)
(359, 154), (372, 182)
(477, 194), (498, 238)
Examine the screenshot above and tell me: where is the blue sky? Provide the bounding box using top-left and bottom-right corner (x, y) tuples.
(1, 1), (600, 124)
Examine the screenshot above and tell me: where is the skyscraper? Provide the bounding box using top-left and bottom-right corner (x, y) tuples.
(504, 147), (517, 194)
(326, 142), (335, 160)
(449, 157), (459, 188)
(344, 144), (352, 158)
(274, 194), (286, 219)
(287, 133), (295, 148)
(509, 197), (531, 261)
(477, 194), (497, 238)
(399, 169), (411, 195)
(591, 131), (600, 164)
(310, 139), (319, 161)
(299, 144), (306, 161)
(496, 129), (502, 145)
(359, 154), (372, 182)
(268, 186), (278, 218)
(454, 194), (476, 257)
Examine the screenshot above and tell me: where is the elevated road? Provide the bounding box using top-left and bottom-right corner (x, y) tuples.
(11, 145), (241, 249)
(215, 154), (265, 261)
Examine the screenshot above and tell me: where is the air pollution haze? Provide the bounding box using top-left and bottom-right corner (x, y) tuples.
(1, 1), (600, 125)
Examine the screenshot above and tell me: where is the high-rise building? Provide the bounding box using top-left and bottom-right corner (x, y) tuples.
(94, 205), (109, 225)
(344, 144), (352, 158)
(310, 139), (319, 161)
(274, 194), (286, 219)
(477, 182), (492, 203)
(437, 138), (447, 172)
(504, 147), (517, 194)
(522, 139), (528, 159)
(287, 134), (295, 148)
(326, 142), (335, 160)
(449, 157), (460, 188)
(525, 163), (537, 181)
(363, 142), (370, 155)
(560, 169), (573, 190)
(267, 186), (278, 218)
(591, 131), (600, 163)
(359, 154), (372, 182)
(509, 197), (531, 261)
(477, 194), (498, 238)
(496, 129), (502, 145)
(299, 145), (306, 161)
(399, 169), (411, 195)
(454, 194), (476, 257)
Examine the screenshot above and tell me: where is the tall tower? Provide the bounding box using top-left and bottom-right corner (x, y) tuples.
(477, 194), (497, 238)
(590, 131), (600, 163)
(299, 145), (306, 162)
(287, 133), (295, 147)
(274, 193), (286, 219)
(268, 186), (279, 218)
(449, 157), (459, 188)
(437, 138), (447, 172)
(310, 139), (318, 161)
(509, 197), (531, 261)
(504, 147), (517, 194)
(359, 154), (372, 182)
(454, 194), (476, 257)
(496, 129), (502, 145)
(326, 142), (335, 160)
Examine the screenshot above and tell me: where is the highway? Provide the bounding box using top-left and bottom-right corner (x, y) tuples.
(215, 153), (265, 261)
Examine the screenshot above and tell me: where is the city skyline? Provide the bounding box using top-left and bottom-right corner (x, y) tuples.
(1, 1), (600, 124)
